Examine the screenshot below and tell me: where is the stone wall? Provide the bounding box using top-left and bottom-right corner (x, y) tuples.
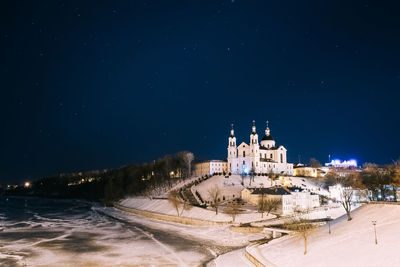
(229, 225), (264, 234)
(114, 203), (229, 226)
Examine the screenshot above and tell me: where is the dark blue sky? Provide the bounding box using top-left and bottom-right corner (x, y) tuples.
(1, 1), (399, 182)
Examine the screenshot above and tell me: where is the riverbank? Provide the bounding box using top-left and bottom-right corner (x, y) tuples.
(0, 197), (262, 267)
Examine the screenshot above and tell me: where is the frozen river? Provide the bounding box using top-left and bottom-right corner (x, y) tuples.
(0, 197), (241, 266)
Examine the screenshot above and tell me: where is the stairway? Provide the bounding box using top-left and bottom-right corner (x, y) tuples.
(182, 187), (200, 206)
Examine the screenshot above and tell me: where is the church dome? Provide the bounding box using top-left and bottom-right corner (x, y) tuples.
(261, 134), (274, 141)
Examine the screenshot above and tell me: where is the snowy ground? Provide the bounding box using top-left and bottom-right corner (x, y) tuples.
(209, 248), (254, 267)
(101, 207), (265, 247)
(0, 197), (266, 267)
(193, 175), (328, 203)
(120, 175), (333, 225)
(120, 197), (275, 223)
(250, 203), (350, 227)
(258, 204), (400, 267)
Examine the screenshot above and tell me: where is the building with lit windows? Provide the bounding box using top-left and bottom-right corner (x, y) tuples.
(194, 160), (228, 177)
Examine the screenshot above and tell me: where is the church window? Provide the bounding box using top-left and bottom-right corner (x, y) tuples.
(256, 162), (258, 167)
(259, 153), (262, 158)
(267, 144), (270, 148)
(252, 162), (254, 167)
(270, 154), (273, 159)
(280, 154), (283, 163)
(243, 151), (245, 157)
(243, 161), (245, 165)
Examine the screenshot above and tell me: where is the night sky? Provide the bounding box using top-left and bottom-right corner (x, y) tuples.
(1, 1), (399, 182)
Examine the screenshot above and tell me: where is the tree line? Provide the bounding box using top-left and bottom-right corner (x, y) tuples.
(7, 151), (195, 204)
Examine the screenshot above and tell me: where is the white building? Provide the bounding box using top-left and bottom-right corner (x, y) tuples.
(241, 186), (320, 215)
(194, 160), (228, 177)
(228, 121), (293, 175)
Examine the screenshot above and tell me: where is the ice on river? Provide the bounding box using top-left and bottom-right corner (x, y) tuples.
(0, 197), (239, 267)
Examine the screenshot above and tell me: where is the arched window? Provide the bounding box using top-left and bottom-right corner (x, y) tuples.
(280, 154), (283, 163)
(243, 151), (245, 157)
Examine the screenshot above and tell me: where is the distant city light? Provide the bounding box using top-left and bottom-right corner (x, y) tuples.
(24, 182), (31, 188)
(326, 159), (357, 168)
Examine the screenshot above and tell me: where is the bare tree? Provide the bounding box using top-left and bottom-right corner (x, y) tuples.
(258, 196), (280, 218)
(309, 158), (322, 168)
(168, 190), (191, 217)
(284, 218), (317, 255)
(388, 164), (400, 201)
(268, 171), (275, 186)
(182, 152), (194, 179)
(329, 172), (362, 220)
(240, 172), (246, 186)
(208, 186), (222, 215)
(250, 166), (256, 183)
(267, 171), (279, 186)
(339, 186), (353, 221)
(224, 201), (242, 222)
(142, 186), (154, 200)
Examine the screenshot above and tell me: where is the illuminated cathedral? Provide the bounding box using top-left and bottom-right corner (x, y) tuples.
(227, 121), (293, 175)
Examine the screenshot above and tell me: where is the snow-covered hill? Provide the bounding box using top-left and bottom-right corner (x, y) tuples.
(193, 175), (328, 203)
(258, 204), (400, 267)
(119, 197), (274, 223)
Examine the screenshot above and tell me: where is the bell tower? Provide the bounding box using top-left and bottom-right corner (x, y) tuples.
(249, 120), (260, 172)
(227, 124), (237, 173)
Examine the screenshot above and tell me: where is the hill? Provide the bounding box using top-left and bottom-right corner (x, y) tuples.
(258, 204), (400, 267)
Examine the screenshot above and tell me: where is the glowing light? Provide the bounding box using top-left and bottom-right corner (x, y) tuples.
(329, 159), (357, 168)
(24, 182), (31, 188)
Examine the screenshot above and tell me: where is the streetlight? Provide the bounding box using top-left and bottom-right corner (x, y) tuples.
(324, 207), (331, 234)
(327, 215), (331, 234)
(372, 221), (378, 245)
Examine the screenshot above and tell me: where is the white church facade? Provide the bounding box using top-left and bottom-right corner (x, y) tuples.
(228, 121), (294, 175)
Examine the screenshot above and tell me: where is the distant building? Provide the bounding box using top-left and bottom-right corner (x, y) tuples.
(193, 160), (228, 177)
(293, 166), (327, 177)
(325, 159), (358, 168)
(241, 186), (320, 215)
(293, 166), (318, 177)
(227, 121), (294, 175)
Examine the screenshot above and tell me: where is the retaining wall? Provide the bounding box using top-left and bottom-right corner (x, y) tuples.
(229, 225), (264, 234)
(114, 203), (229, 226)
(245, 243), (278, 267)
